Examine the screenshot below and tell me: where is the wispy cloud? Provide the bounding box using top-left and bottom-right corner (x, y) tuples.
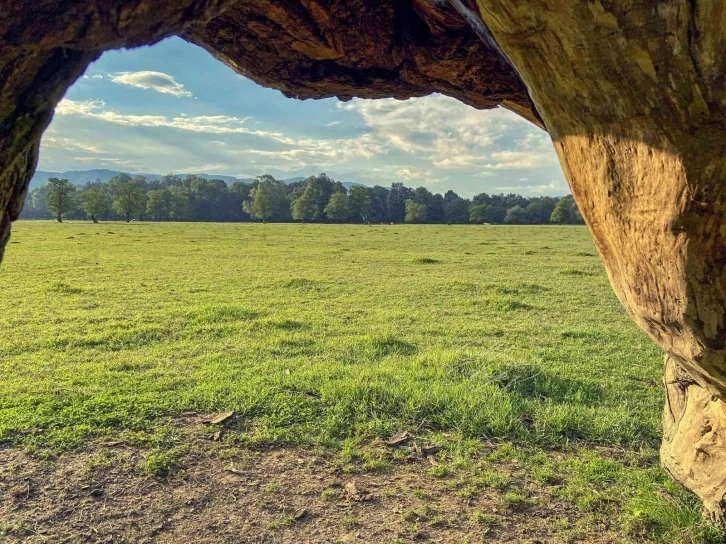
(56, 99), (286, 138)
(54, 99), (385, 170)
(483, 150), (554, 170)
(111, 71), (192, 97)
(495, 180), (568, 194)
(41, 135), (105, 154)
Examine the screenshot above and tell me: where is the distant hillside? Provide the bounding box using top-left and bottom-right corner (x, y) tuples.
(28, 170), (330, 189)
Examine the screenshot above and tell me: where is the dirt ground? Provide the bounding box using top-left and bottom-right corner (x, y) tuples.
(1, 421), (620, 543)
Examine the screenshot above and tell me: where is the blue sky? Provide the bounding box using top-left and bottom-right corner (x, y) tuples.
(40, 37), (568, 198)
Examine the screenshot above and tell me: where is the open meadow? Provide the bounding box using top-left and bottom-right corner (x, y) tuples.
(0, 222), (721, 543)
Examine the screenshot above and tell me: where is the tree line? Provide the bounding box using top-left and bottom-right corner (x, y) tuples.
(22, 172), (584, 225)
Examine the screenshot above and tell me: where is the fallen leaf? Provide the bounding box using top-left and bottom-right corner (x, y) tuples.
(208, 410), (236, 425)
(421, 445), (441, 456)
(294, 508), (310, 520)
(384, 430), (412, 446)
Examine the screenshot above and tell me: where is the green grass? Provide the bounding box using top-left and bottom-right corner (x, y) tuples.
(0, 221), (720, 542)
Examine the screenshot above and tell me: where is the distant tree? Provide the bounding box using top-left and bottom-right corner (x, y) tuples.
(444, 189), (460, 202)
(428, 193), (446, 223)
(169, 186), (193, 220)
(306, 173), (343, 220)
(565, 195), (585, 224)
(369, 185), (389, 223)
(525, 197), (557, 224)
(80, 187), (110, 223)
(504, 205), (529, 224)
(146, 189), (172, 220)
(45, 177), (76, 222)
(243, 175), (290, 222)
(550, 198), (571, 224)
(24, 185), (52, 218)
(405, 200), (428, 223)
(110, 174), (145, 222)
(387, 182), (413, 222)
(228, 181), (253, 221)
(472, 192), (492, 206)
(445, 198), (471, 223)
(348, 185), (372, 222)
(291, 187), (316, 222)
(324, 192), (350, 222)
(469, 204), (490, 224)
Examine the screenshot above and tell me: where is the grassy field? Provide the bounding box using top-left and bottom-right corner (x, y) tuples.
(0, 221), (721, 542)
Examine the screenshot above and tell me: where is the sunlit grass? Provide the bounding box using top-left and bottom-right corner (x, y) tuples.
(0, 221), (719, 542)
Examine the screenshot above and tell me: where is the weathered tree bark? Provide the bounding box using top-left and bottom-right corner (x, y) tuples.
(471, 0), (726, 519)
(1, 0), (726, 518)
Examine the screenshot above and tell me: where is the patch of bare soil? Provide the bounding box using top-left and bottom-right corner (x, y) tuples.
(0, 439), (618, 543)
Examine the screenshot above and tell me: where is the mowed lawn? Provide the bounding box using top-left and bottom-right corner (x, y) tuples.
(0, 222), (720, 542)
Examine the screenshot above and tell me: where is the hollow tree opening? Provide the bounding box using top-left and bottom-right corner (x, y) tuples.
(2, 0), (726, 519)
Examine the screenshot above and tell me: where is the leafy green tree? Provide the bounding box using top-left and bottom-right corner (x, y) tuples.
(146, 189), (173, 220)
(550, 198), (571, 224)
(405, 200), (428, 223)
(243, 175), (290, 222)
(110, 174), (145, 222)
(169, 186), (193, 220)
(303, 173), (343, 221)
(369, 185), (389, 223)
(444, 189), (460, 202)
(504, 205), (529, 224)
(80, 187), (110, 223)
(291, 187), (316, 222)
(187, 176), (229, 221)
(24, 185), (51, 218)
(324, 192), (349, 222)
(525, 197), (557, 224)
(469, 204), (489, 224)
(348, 185), (372, 222)
(428, 193), (446, 223)
(45, 177), (76, 222)
(412, 186), (444, 222)
(228, 181), (254, 221)
(445, 198), (470, 223)
(387, 182), (413, 222)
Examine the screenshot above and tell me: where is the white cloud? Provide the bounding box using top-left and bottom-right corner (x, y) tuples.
(92, 74), (104, 80)
(41, 135), (105, 154)
(54, 99), (385, 171)
(56, 99), (290, 139)
(341, 94), (537, 171)
(483, 150), (554, 170)
(111, 71), (192, 97)
(495, 180), (568, 194)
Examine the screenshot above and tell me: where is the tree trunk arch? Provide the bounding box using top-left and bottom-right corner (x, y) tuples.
(1, 0), (725, 517)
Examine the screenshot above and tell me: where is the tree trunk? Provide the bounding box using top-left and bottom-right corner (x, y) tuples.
(56, 211), (62, 223)
(91, 214), (98, 224)
(474, 0), (726, 518)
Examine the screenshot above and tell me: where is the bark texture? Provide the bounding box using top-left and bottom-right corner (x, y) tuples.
(1, 0), (726, 517)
